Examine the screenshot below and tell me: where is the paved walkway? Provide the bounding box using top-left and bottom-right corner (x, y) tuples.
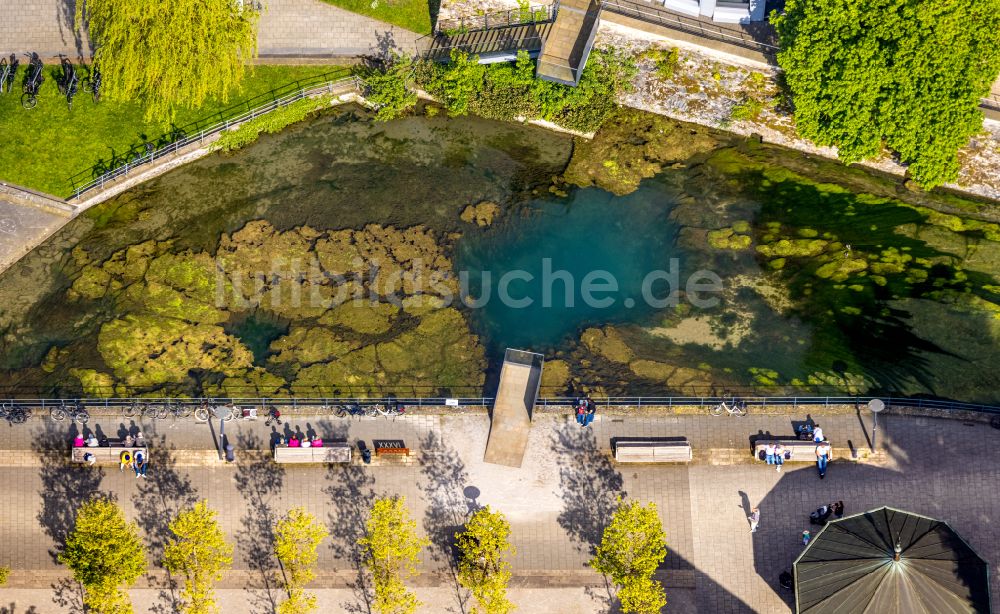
(0, 409), (998, 612)
(0, 0), (423, 60)
(0, 195), (67, 272)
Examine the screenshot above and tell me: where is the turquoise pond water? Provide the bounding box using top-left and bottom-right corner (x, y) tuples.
(455, 184), (686, 351)
(1, 105), (998, 401)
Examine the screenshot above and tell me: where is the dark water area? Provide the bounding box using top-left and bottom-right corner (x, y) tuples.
(455, 184), (686, 351)
(0, 104), (998, 403)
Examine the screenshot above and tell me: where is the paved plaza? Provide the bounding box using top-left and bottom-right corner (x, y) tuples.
(0, 0), (422, 60)
(0, 407), (997, 613)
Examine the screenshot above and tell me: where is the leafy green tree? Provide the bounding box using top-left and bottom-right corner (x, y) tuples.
(58, 497), (147, 614)
(361, 54), (419, 121)
(77, 0), (260, 125)
(456, 506), (516, 614)
(163, 501), (234, 614)
(358, 496), (430, 614)
(426, 50), (488, 117)
(274, 507), (329, 614)
(773, 0), (1000, 188)
(590, 500), (667, 614)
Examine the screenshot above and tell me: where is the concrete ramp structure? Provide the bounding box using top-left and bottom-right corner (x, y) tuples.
(483, 349), (544, 467)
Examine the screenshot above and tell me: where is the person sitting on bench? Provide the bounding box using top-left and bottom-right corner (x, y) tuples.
(85, 434), (99, 447)
(288, 436), (301, 448)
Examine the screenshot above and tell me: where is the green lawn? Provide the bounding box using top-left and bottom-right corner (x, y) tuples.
(0, 64), (350, 197)
(320, 0), (434, 35)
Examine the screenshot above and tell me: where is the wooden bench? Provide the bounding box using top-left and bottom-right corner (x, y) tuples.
(71, 446), (148, 465)
(273, 442), (351, 464)
(753, 440), (830, 462)
(374, 440), (409, 458)
(614, 440), (693, 463)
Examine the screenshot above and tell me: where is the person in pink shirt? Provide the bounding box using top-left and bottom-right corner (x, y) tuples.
(288, 436), (301, 448)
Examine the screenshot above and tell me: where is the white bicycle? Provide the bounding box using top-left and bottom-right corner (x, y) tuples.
(710, 399), (748, 417)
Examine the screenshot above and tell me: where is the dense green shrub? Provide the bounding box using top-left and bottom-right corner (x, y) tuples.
(212, 95), (334, 152)
(423, 50), (487, 117)
(359, 54), (419, 121)
(418, 48), (637, 133)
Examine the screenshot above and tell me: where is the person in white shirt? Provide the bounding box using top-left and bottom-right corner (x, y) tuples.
(815, 440), (832, 478)
(765, 443), (777, 465)
(748, 507), (760, 533)
(812, 426), (824, 442)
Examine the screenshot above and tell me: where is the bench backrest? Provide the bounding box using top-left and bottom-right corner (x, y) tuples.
(614, 440), (692, 462)
(274, 442), (350, 463)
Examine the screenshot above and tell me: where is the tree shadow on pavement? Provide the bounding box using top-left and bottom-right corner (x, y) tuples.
(418, 430), (471, 614)
(552, 420), (627, 612)
(233, 432), (285, 614)
(135, 435), (200, 614)
(322, 422), (377, 614)
(33, 422), (106, 614)
(552, 420), (625, 555)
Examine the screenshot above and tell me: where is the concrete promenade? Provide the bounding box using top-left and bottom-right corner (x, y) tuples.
(0, 407), (997, 612)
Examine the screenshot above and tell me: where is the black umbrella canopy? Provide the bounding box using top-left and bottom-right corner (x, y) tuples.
(794, 506), (991, 614)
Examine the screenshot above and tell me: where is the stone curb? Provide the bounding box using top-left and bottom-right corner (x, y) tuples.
(0, 568), (695, 590)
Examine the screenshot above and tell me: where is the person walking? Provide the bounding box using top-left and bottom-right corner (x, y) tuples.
(575, 401), (587, 426)
(802, 530), (811, 546)
(815, 439), (832, 479)
(765, 442), (776, 466)
(773, 443), (785, 472)
(748, 507), (761, 533)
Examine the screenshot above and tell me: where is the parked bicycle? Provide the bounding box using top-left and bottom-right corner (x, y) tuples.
(21, 52), (44, 109)
(264, 406), (282, 426)
(334, 403), (378, 418)
(0, 403), (31, 424)
(56, 56), (78, 110)
(710, 398), (748, 417)
(50, 401), (89, 424)
(375, 403), (406, 418)
(0, 54), (19, 94)
(81, 65), (101, 103)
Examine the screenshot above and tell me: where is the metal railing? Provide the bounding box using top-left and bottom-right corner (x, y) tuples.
(2, 395), (999, 415)
(436, 4), (556, 35)
(600, 0), (779, 56)
(425, 34), (548, 61)
(65, 70), (360, 200)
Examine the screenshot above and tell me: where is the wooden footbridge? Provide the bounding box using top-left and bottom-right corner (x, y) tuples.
(483, 349), (544, 467)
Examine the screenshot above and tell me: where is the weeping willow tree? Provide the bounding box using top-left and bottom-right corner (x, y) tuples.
(78, 0), (260, 125)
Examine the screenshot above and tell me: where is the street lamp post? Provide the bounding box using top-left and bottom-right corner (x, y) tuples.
(868, 398), (885, 452)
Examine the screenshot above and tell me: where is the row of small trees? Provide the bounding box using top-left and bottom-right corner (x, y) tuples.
(58, 496), (667, 614)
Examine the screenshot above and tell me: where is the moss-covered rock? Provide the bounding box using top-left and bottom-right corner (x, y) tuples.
(69, 368), (119, 396)
(707, 227), (752, 250)
(562, 109), (720, 195)
(97, 315), (253, 388)
(319, 301), (398, 335)
(581, 327), (634, 363)
(268, 326), (359, 365)
(203, 367), (287, 397)
(460, 201), (501, 227)
(814, 257), (868, 282)
(756, 239), (829, 258)
(540, 359), (571, 392)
